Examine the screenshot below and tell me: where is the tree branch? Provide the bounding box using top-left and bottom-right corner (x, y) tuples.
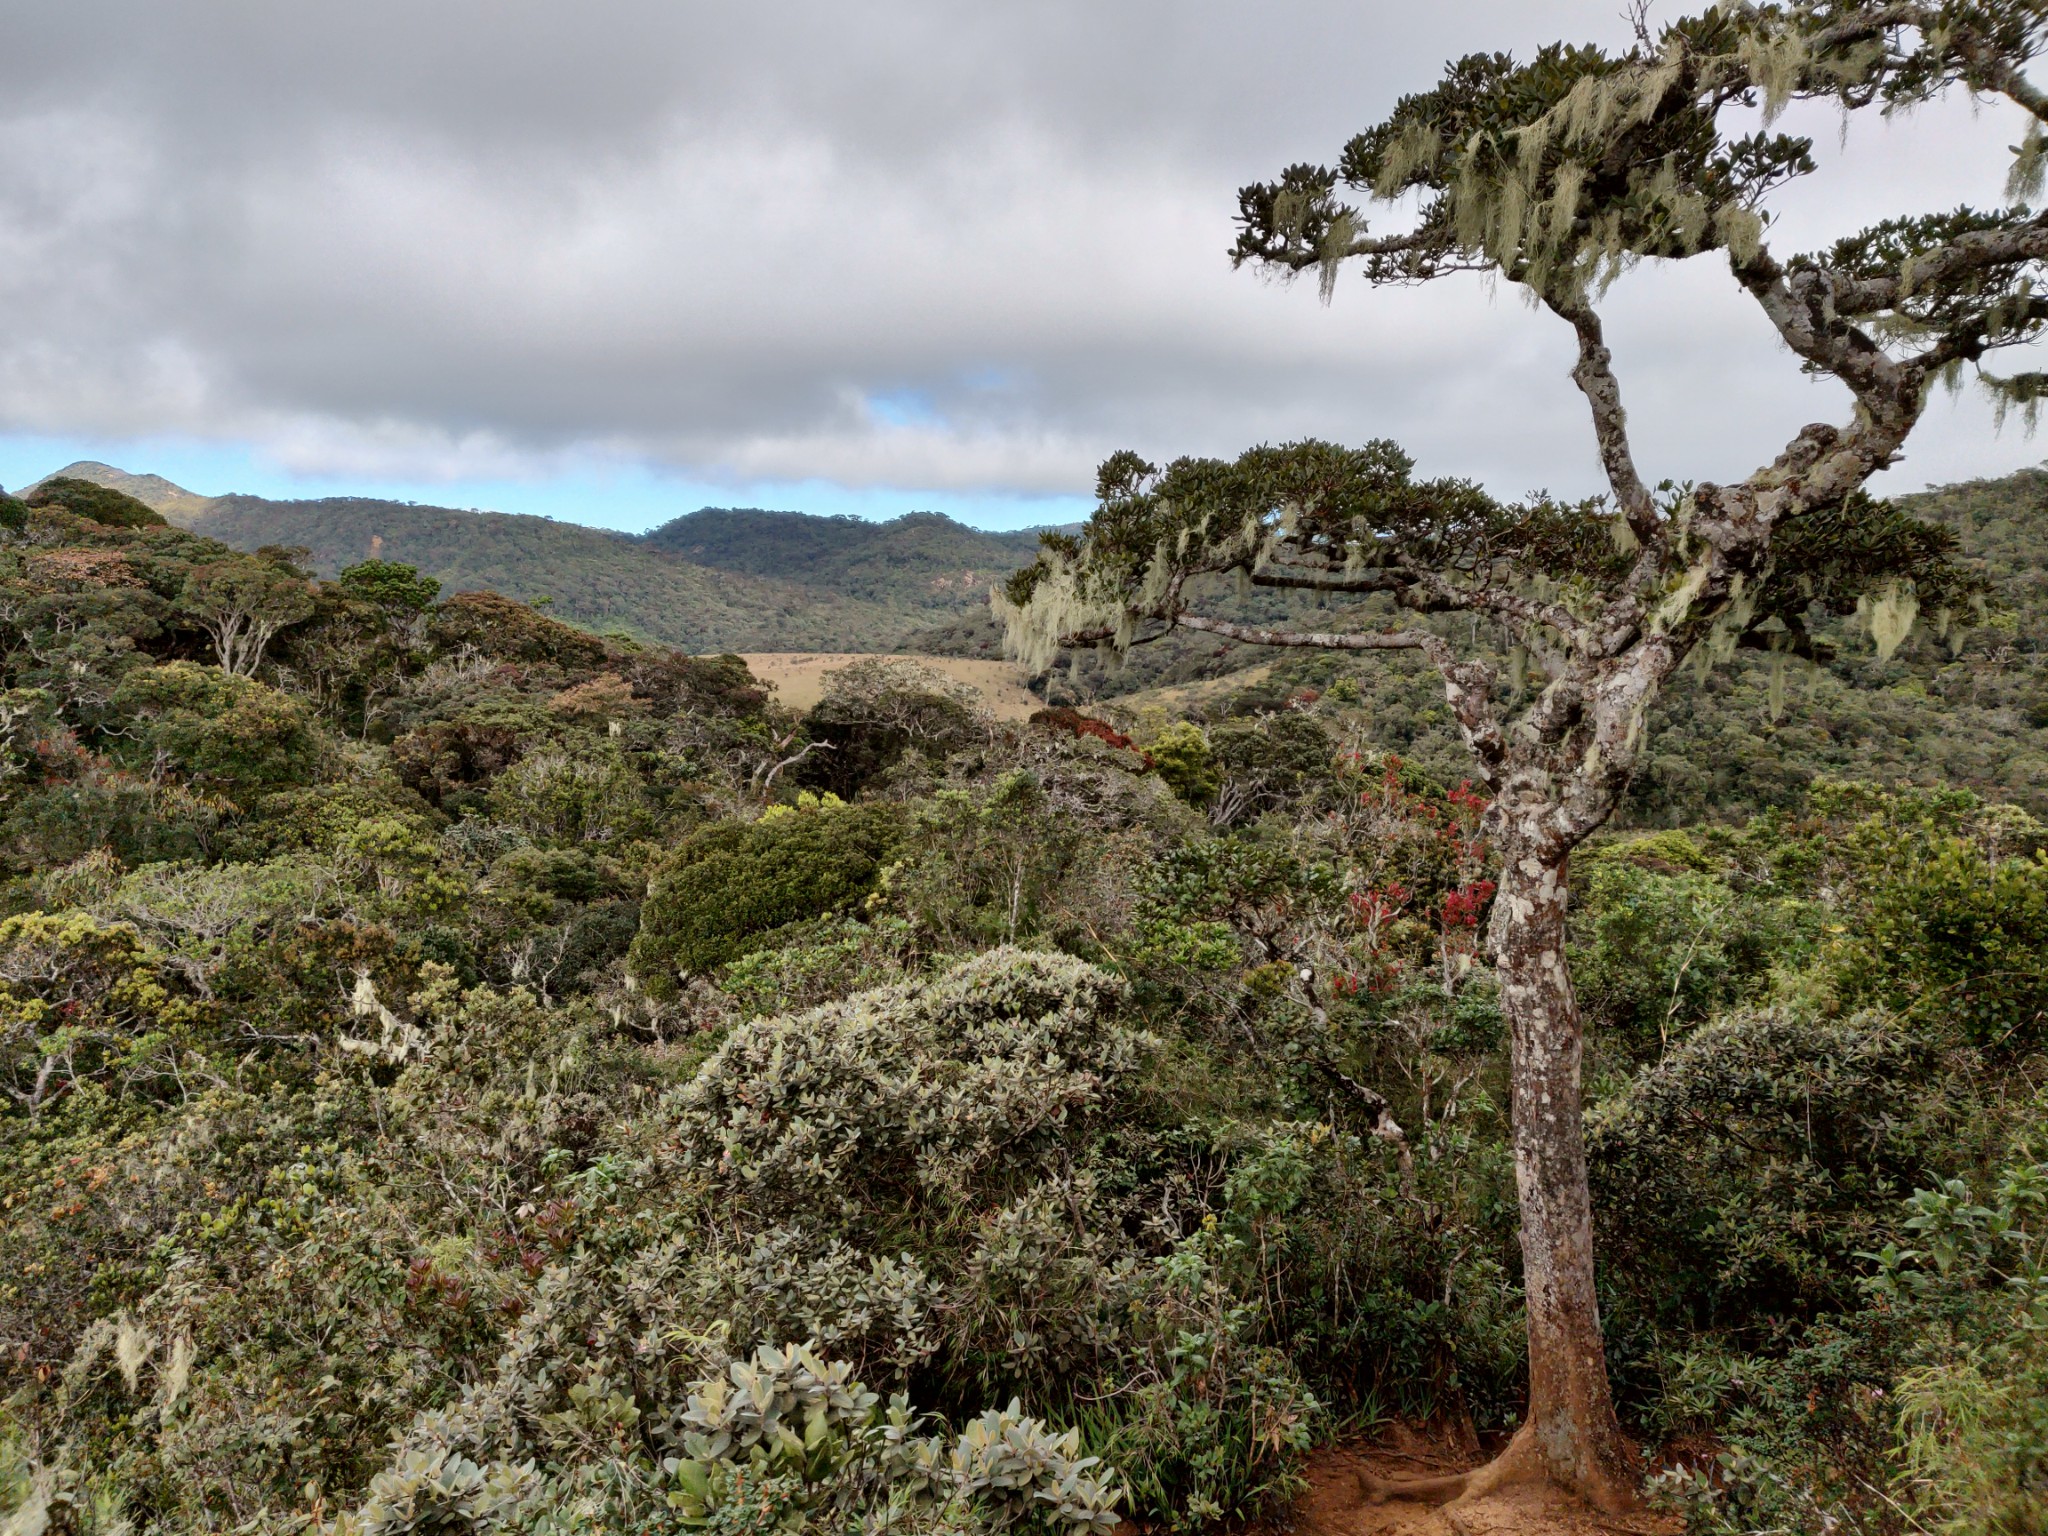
(1827, 217), (2048, 318)
(1392, 564), (1587, 659)
(1546, 295), (1661, 546)
(1733, 243), (1904, 405)
(1172, 611), (1508, 776)
(1173, 613), (1447, 655)
(1248, 566), (1408, 595)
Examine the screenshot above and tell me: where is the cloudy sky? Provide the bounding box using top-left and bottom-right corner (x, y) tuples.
(0, 1), (2041, 531)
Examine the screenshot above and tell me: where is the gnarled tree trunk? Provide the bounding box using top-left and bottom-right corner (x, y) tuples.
(1487, 831), (1637, 1511)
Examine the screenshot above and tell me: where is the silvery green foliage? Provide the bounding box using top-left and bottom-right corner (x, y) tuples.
(671, 1341), (879, 1471)
(339, 1447), (542, 1536)
(946, 1402), (1122, 1533)
(693, 1227), (940, 1380)
(672, 947), (1139, 1221)
(662, 1342), (1123, 1533)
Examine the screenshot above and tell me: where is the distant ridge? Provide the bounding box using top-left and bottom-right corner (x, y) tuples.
(26, 463), (1055, 654)
(640, 506), (1043, 611)
(182, 492), (924, 653)
(22, 460), (217, 522)
(20, 462), (1056, 653)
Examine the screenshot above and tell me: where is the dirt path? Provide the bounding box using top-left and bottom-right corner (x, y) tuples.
(1283, 1434), (1680, 1536)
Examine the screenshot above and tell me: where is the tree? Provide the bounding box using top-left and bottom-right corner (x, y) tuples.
(998, 1), (2041, 1510)
(336, 559), (441, 616)
(180, 558), (316, 676)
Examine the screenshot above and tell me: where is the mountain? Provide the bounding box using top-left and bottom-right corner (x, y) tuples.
(15, 460), (1060, 652)
(640, 507), (1045, 612)
(20, 460), (218, 521)
(20, 466), (1058, 653)
(181, 493), (938, 653)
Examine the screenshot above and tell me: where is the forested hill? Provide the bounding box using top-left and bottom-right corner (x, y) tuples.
(640, 507), (1045, 610)
(21, 463), (1048, 652)
(20, 460), (220, 522)
(179, 494), (921, 653)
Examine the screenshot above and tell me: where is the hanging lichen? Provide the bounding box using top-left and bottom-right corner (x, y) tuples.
(115, 1314), (153, 1392)
(2009, 120), (2045, 201)
(1861, 582), (1921, 661)
(1651, 561), (1711, 633)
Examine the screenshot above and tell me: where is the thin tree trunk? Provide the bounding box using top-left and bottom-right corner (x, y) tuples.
(1489, 837), (1638, 1511)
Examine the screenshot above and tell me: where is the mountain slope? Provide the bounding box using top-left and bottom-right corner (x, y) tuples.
(184, 493), (924, 652)
(21, 460), (218, 521)
(641, 507), (1043, 611)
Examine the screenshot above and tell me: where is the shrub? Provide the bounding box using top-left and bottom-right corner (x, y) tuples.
(391, 717), (527, 810)
(1590, 1011), (1953, 1333)
(485, 743), (650, 846)
(109, 662), (320, 794)
(22, 477), (166, 529)
(0, 910), (198, 1116)
(623, 651), (769, 719)
(671, 947), (1136, 1228)
(797, 658), (988, 798)
(1147, 721), (1217, 808)
(338, 1341), (1122, 1536)
(883, 775), (1083, 947)
(716, 915), (920, 1018)
(336, 559), (441, 614)
(1838, 836), (2048, 1051)
(426, 590), (610, 673)
(1207, 713), (1331, 824)
(1650, 1131), (2048, 1536)
(1570, 848), (1816, 1060)
(628, 801), (902, 992)
(1031, 707), (1146, 758)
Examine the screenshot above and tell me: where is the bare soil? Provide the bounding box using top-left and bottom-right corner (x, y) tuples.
(734, 652), (1044, 720)
(1276, 1429), (1682, 1536)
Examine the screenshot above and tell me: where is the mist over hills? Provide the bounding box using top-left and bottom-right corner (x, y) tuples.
(22, 461), (1045, 654)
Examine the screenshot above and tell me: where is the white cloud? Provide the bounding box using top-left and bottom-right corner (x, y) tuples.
(0, 2), (2040, 511)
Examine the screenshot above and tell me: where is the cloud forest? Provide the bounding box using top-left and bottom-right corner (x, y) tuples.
(5, 4), (2048, 1535)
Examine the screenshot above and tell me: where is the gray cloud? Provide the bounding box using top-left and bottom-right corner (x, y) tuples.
(0, 0), (2040, 508)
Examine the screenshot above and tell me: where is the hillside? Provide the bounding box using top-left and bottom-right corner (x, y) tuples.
(183, 493), (938, 653)
(641, 506), (1043, 611)
(27, 464), (1048, 652)
(20, 460), (218, 521)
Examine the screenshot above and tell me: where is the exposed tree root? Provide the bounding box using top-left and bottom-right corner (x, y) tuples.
(1355, 1425), (1642, 1517)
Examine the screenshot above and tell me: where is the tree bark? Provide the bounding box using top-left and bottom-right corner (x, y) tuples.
(1488, 835), (1639, 1512)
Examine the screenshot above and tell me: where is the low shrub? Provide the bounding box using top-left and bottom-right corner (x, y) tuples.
(628, 800), (902, 992)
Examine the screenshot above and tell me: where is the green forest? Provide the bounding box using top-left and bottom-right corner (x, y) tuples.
(8, 4), (2048, 1535)
(4, 453), (2047, 1534)
(167, 497), (1042, 657)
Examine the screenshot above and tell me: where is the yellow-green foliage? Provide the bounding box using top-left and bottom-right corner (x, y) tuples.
(0, 910), (196, 1116)
(109, 663), (319, 794)
(628, 799), (903, 991)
